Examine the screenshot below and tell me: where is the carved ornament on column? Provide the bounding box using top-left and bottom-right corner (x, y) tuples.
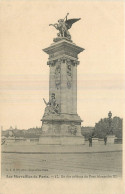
(72, 60), (80, 66)
(59, 57), (79, 66)
(47, 60), (56, 66)
(47, 58), (79, 67)
(57, 58), (65, 64)
(67, 62), (72, 89)
(55, 63), (61, 89)
(68, 124), (77, 136)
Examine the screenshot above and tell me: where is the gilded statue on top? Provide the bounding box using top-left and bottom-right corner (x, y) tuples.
(49, 13), (81, 42)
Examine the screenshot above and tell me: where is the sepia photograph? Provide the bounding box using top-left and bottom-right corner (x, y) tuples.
(0, 0), (124, 193)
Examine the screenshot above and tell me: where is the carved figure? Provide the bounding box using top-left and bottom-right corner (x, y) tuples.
(49, 13), (81, 40)
(68, 124), (77, 135)
(43, 93), (59, 116)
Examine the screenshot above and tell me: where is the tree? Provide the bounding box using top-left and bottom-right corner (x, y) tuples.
(81, 127), (94, 139)
(94, 116), (123, 138)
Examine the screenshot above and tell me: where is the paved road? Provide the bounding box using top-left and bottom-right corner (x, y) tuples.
(1, 147), (122, 178)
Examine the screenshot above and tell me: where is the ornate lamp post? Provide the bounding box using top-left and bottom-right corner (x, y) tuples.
(108, 111), (113, 134)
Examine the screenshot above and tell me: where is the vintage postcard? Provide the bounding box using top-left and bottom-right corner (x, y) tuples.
(0, 0), (124, 193)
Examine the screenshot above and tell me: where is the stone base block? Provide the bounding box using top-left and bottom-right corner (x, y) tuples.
(41, 113), (82, 136)
(39, 136), (85, 145)
(107, 135), (116, 144)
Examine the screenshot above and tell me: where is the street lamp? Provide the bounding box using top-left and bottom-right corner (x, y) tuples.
(108, 111), (113, 134)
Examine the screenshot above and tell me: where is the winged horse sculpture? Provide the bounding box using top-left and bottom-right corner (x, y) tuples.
(49, 13), (81, 40)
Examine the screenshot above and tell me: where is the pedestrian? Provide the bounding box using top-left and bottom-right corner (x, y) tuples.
(89, 136), (92, 147)
(104, 136), (107, 145)
(90, 136), (92, 147)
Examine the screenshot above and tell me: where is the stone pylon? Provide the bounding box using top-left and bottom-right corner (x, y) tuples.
(41, 39), (84, 137)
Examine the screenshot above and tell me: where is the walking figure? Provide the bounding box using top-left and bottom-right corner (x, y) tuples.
(104, 136), (107, 145)
(88, 136), (92, 147)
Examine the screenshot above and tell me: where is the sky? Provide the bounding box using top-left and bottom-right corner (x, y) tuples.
(0, 1), (124, 130)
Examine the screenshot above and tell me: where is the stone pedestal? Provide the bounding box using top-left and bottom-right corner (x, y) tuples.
(107, 135), (116, 144)
(41, 40), (84, 143)
(42, 114), (82, 136)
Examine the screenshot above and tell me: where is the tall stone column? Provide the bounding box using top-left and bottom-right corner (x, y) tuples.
(41, 40), (84, 137)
